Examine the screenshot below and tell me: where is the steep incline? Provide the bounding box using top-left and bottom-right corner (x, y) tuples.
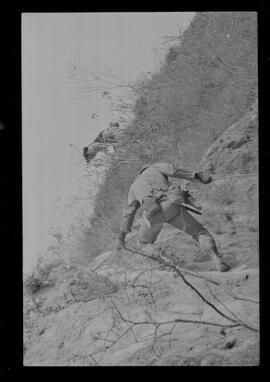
(89, 12), (258, 258)
(24, 104), (259, 366)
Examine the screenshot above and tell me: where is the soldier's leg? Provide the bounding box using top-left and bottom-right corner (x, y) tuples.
(137, 196), (174, 244)
(196, 231), (230, 271)
(168, 207), (230, 271)
(137, 219), (163, 244)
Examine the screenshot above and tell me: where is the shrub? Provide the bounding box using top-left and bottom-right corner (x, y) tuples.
(24, 257), (63, 297)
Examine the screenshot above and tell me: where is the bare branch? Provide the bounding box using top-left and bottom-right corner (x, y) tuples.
(126, 246), (219, 285)
(110, 299), (240, 329)
(205, 281), (256, 330)
(124, 245), (259, 332)
(228, 293), (259, 305)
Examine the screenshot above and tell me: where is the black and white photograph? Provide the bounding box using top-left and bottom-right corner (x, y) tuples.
(22, 12), (259, 366)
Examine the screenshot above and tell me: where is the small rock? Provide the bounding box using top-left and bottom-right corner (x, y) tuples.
(224, 338), (237, 349)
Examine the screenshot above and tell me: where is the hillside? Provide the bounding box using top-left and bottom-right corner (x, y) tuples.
(86, 11), (258, 259)
(23, 103), (259, 366)
(23, 11), (258, 366)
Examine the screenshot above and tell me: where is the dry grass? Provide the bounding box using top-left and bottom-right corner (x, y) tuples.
(85, 12), (257, 259)
(30, 12), (257, 272)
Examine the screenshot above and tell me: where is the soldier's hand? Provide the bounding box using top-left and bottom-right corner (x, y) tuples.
(195, 170), (212, 184)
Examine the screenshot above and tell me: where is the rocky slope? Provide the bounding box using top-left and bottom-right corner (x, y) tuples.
(23, 102), (259, 366)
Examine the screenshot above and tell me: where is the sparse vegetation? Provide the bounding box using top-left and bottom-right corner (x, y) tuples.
(24, 273), (46, 296)
(85, 12), (257, 259)
(24, 12), (259, 367)
(24, 259), (60, 297)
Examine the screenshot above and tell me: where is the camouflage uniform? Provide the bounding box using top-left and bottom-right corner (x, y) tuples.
(118, 162), (230, 272)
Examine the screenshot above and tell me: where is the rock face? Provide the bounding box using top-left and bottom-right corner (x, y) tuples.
(202, 101), (258, 177)
(24, 103), (259, 366)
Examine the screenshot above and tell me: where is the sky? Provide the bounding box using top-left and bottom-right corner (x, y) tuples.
(22, 12), (195, 273)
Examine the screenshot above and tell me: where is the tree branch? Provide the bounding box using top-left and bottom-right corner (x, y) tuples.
(124, 245), (258, 332)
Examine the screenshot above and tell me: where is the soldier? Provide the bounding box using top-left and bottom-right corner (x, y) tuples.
(117, 162), (230, 272)
(83, 143), (107, 163)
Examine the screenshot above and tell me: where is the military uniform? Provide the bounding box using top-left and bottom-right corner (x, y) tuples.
(118, 162), (230, 272)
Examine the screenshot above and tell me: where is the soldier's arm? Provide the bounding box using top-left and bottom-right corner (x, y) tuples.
(117, 189), (140, 250)
(120, 189), (140, 233)
(153, 162), (211, 184)
(153, 163), (197, 181)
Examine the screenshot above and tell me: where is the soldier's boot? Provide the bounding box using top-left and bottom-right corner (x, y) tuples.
(198, 233), (231, 272)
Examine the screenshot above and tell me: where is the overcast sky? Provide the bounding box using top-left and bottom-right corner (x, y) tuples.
(22, 12), (195, 273)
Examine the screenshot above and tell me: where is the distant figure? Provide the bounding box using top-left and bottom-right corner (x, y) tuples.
(117, 162), (230, 272)
(83, 143), (109, 163)
(83, 126), (119, 163)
